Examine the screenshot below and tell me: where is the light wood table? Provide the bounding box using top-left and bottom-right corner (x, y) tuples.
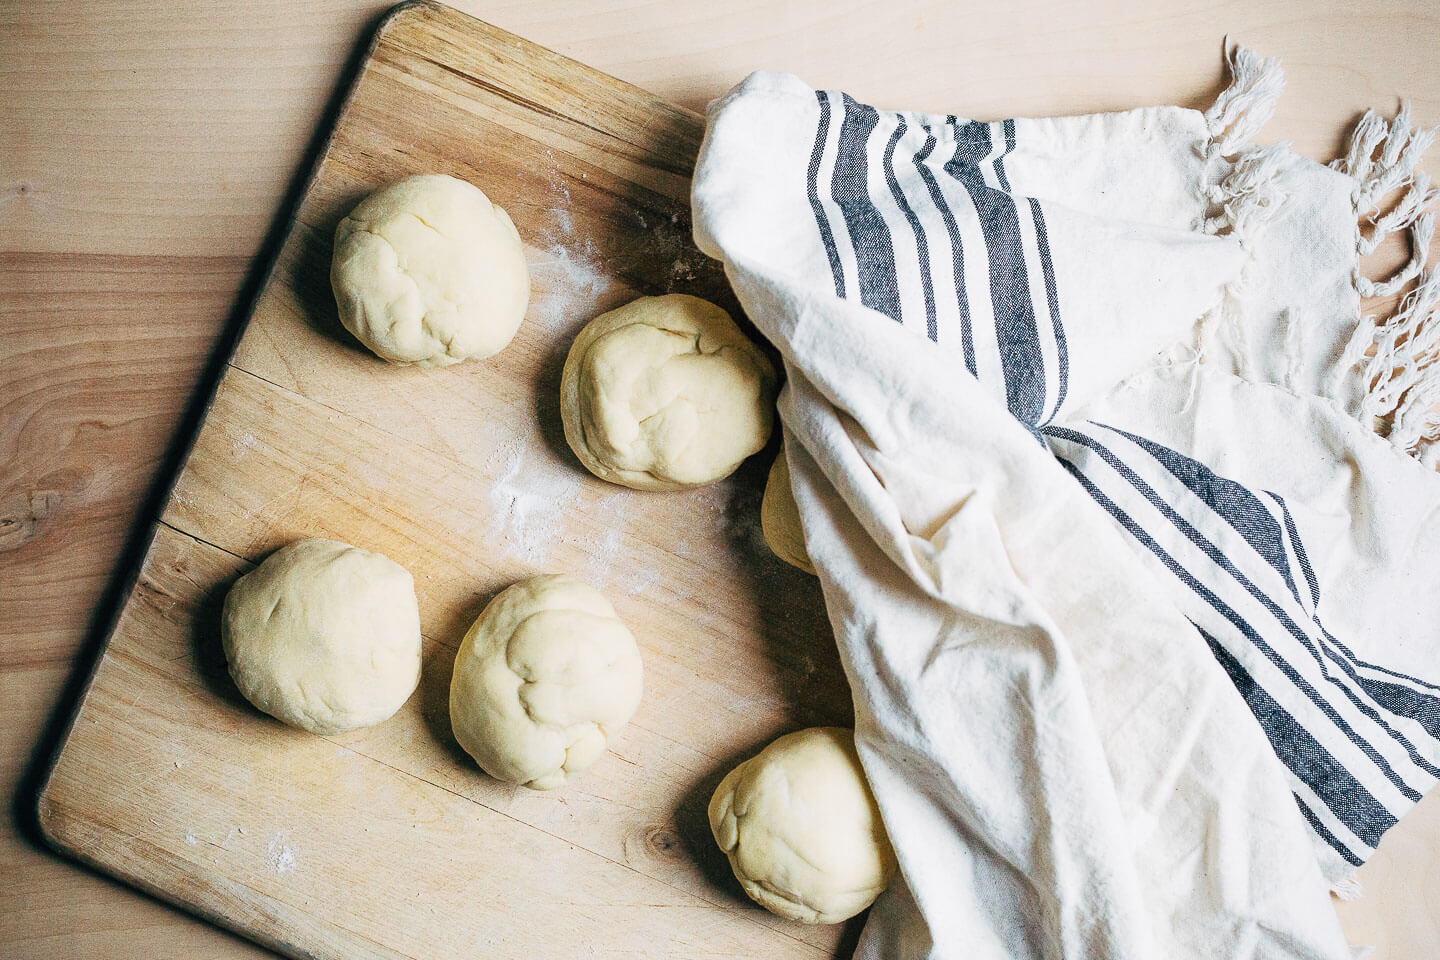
(2, 2), (1436, 957)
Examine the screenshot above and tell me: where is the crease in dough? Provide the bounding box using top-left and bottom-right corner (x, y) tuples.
(330, 173), (530, 367)
(449, 574), (644, 790)
(560, 293), (777, 491)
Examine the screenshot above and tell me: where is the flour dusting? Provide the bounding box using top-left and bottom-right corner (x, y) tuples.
(183, 828), (197, 846)
(266, 832), (298, 875)
(574, 496), (661, 595)
(487, 437), (583, 564)
(528, 241), (617, 337)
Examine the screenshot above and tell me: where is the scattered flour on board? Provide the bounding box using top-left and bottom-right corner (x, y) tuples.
(528, 240), (617, 338)
(231, 431), (257, 458)
(266, 832), (298, 875)
(577, 495), (661, 595)
(488, 437), (583, 565)
(183, 828), (197, 846)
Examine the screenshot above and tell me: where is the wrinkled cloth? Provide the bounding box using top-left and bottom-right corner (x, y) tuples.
(692, 47), (1440, 960)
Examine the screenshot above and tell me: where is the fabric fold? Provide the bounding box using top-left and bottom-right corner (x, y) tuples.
(693, 44), (1440, 960)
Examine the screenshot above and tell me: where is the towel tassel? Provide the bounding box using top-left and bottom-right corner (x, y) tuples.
(1339, 267), (1440, 464)
(1198, 45), (1293, 378)
(1328, 103), (1440, 465)
(1203, 44), (1285, 159)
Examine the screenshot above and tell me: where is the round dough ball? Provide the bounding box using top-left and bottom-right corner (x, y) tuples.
(449, 574), (643, 790)
(560, 294), (777, 490)
(221, 538), (422, 735)
(709, 727), (896, 924)
(761, 448), (815, 575)
(330, 173), (529, 367)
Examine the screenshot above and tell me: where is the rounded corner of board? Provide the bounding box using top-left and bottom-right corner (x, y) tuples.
(28, 777), (80, 860)
(373, 0), (445, 37)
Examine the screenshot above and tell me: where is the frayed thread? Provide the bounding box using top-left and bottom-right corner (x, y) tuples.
(1203, 141), (1296, 237)
(1329, 103), (1440, 464)
(1329, 871), (1364, 902)
(1343, 268), (1440, 462)
(1200, 44), (1291, 241)
(1198, 45), (1291, 382)
(1332, 103), (1440, 298)
(1204, 44), (1285, 158)
(1333, 103), (1438, 218)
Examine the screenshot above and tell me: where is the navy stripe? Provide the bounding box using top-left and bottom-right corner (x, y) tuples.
(1294, 796), (1366, 867)
(1085, 426), (1440, 772)
(1198, 624), (1390, 852)
(1056, 454), (1397, 849)
(1095, 422), (1298, 600)
(807, 91), (845, 299)
(1269, 491), (1440, 740)
(832, 95), (902, 322)
(913, 126), (975, 369)
(1029, 197), (1068, 425)
(1329, 625), (1440, 696)
(1273, 491), (1440, 698)
(994, 118), (1017, 193)
(1050, 426), (1433, 793)
(1349, 675), (1440, 739)
(1270, 493), (1320, 610)
(945, 118), (1045, 425)
(883, 117), (938, 341)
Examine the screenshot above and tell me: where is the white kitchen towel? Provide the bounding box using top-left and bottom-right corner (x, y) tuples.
(691, 47), (1440, 960)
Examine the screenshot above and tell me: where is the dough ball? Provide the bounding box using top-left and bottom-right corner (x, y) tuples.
(221, 538), (422, 735)
(709, 727), (896, 924)
(330, 173), (529, 367)
(560, 294), (776, 490)
(449, 574), (643, 789)
(761, 448), (815, 574)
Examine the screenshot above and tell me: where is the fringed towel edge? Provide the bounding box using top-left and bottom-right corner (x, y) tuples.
(1198, 44), (1292, 381)
(1330, 104), (1440, 467)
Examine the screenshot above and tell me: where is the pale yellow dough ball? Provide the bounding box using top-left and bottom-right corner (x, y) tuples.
(761, 447), (815, 575)
(221, 538), (422, 735)
(709, 727), (896, 924)
(449, 574), (643, 790)
(330, 173), (529, 367)
(560, 294), (777, 491)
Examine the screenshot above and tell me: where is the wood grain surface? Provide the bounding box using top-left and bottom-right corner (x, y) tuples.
(3, 1), (1437, 958)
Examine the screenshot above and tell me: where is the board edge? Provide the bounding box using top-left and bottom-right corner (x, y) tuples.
(23, 0), (430, 894)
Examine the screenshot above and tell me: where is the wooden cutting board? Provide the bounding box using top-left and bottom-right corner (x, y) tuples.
(33, 3), (856, 956)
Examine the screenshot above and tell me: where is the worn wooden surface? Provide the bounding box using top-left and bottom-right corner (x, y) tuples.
(3, 1), (1437, 958)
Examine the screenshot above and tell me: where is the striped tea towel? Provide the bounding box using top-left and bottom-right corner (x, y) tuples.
(692, 46), (1440, 960)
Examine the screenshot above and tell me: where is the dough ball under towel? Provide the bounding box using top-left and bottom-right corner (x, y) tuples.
(709, 727), (896, 924)
(221, 538), (422, 735)
(449, 574), (643, 790)
(761, 447), (815, 575)
(330, 173), (529, 367)
(560, 294), (776, 490)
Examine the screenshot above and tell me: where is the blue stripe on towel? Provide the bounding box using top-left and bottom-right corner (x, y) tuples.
(833, 94), (902, 323)
(945, 118), (1046, 426)
(912, 124), (975, 367)
(807, 91), (845, 299)
(1029, 198), (1068, 424)
(1199, 624), (1388, 856)
(883, 117), (938, 342)
(1050, 424), (1434, 795)
(1053, 454), (1396, 856)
